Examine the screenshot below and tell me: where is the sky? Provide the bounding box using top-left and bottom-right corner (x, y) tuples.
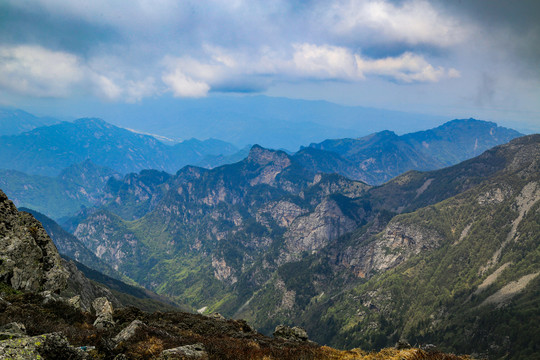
(0, 0), (539, 132)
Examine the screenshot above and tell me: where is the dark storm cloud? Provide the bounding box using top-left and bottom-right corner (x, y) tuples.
(436, 0), (540, 77)
(0, 2), (120, 56)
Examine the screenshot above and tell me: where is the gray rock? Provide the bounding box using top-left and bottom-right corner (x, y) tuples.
(208, 312), (226, 321)
(0, 333), (88, 360)
(161, 343), (208, 359)
(420, 344), (438, 353)
(68, 295), (82, 310)
(62, 259), (121, 311)
(113, 319), (147, 344)
(40, 290), (64, 305)
(0, 322), (26, 340)
(92, 297), (115, 330)
(273, 325), (309, 342)
(0, 190), (69, 293)
(283, 198), (359, 260)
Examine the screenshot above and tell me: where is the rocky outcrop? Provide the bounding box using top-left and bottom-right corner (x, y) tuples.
(273, 325), (309, 342)
(0, 322), (26, 340)
(283, 197), (359, 260)
(0, 333), (88, 360)
(62, 258), (120, 311)
(257, 200), (308, 228)
(0, 189), (68, 293)
(161, 343), (208, 359)
(92, 297), (115, 330)
(113, 319), (147, 344)
(341, 221), (444, 278)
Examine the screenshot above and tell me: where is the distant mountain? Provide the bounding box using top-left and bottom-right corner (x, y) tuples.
(0, 118), (239, 176)
(0, 160), (120, 220)
(51, 94), (448, 150)
(298, 119), (522, 184)
(195, 145), (252, 169)
(100, 169), (174, 221)
(0, 107), (59, 136)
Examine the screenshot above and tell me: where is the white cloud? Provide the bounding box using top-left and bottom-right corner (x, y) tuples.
(161, 43), (459, 97)
(356, 51), (455, 83)
(326, 0), (467, 47)
(0, 44), (158, 101)
(0, 45), (84, 97)
(292, 43), (364, 80)
(162, 68), (210, 98)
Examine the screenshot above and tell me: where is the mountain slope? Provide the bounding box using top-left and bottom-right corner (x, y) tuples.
(301, 119), (522, 184)
(73, 145), (371, 311)
(0, 186), (469, 360)
(238, 135), (540, 359)
(0, 161), (120, 220)
(0, 108), (59, 136)
(21, 207), (122, 281)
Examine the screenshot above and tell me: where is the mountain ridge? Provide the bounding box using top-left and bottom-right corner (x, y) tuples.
(300, 118), (522, 184)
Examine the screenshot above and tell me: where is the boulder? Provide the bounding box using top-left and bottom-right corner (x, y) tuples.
(161, 343), (208, 359)
(0, 322), (26, 340)
(273, 325), (309, 342)
(68, 295), (82, 310)
(92, 297), (115, 330)
(113, 319), (147, 344)
(208, 312), (226, 321)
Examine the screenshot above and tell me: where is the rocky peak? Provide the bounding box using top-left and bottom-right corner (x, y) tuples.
(0, 189), (68, 293)
(73, 117), (112, 129)
(247, 145), (291, 168)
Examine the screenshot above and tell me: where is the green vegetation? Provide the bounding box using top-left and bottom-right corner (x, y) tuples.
(62, 135), (539, 359)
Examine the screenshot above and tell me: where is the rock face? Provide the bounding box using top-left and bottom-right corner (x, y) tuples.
(62, 259), (121, 311)
(283, 197), (359, 261)
(0, 189), (68, 293)
(92, 297), (115, 330)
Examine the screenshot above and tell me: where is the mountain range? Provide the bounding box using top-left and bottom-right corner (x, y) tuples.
(34, 95), (451, 150)
(0, 113), (522, 220)
(0, 178), (467, 359)
(297, 119), (521, 184)
(66, 133), (539, 358)
(0, 117), (239, 177)
(0, 105), (537, 358)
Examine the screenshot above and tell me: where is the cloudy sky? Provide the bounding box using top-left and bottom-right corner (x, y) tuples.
(0, 0), (539, 131)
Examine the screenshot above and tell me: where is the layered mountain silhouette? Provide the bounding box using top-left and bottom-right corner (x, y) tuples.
(0, 118), (239, 176)
(0, 115), (522, 221)
(296, 119), (521, 184)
